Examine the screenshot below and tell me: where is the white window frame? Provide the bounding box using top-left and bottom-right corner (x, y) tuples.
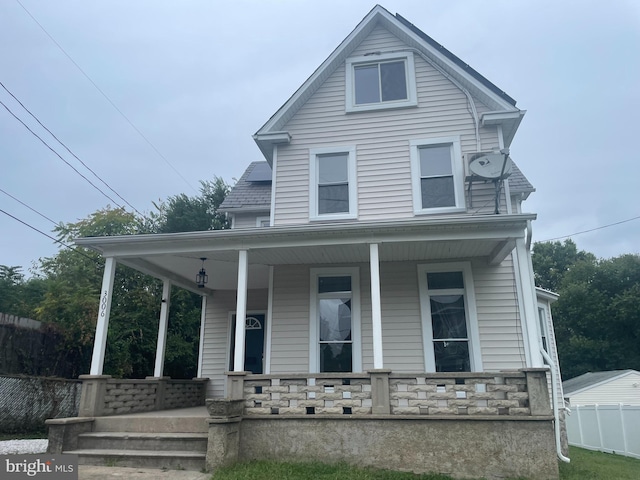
(417, 262), (482, 372)
(410, 136), (465, 215)
(309, 146), (357, 221)
(537, 302), (550, 353)
(345, 52), (417, 113)
(256, 216), (270, 227)
(309, 267), (362, 373)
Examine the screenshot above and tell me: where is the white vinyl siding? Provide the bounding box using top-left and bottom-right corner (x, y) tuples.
(472, 256), (527, 371)
(200, 289), (268, 398)
(537, 298), (564, 405)
(272, 25), (503, 225)
(269, 265), (311, 374)
(568, 372), (640, 406)
(379, 262), (424, 372)
(232, 213), (270, 229)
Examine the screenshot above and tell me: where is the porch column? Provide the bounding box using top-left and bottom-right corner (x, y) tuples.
(197, 295), (207, 378)
(515, 237), (544, 367)
(153, 280), (171, 377)
(89, 257), (117, 375)
(369, 243), (384, 369)
(233, 250), (248, 371)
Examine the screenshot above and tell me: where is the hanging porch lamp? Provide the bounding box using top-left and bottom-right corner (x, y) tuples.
(196, 257), (208, 288)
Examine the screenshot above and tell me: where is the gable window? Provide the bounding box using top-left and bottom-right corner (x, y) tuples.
(346, 52), (417, 112)
(418, 263), (482, 372)
(309, 146), (357, 220)
(310, 268), (361, 373)
(410, 137), (465, 215)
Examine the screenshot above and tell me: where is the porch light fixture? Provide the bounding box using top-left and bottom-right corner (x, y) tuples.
(196, 258), (208, 288)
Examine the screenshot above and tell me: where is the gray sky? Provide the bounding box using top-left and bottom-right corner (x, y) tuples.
(1, 0), (639, 275)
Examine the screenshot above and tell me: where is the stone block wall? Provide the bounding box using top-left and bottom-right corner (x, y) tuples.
(163, 380), (207, 409)
(102, 380), (158, 415)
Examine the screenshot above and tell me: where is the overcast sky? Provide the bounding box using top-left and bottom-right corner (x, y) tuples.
(1, 0), (639, 275)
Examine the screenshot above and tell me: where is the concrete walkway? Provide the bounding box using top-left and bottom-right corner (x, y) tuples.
(79, 465), (211, 479)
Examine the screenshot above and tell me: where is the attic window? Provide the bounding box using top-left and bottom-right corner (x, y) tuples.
(346, 52), (417, 113)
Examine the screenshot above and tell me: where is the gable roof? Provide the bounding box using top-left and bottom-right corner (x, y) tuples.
(254, 5), (524, 163)
(562, 370), (639, 396)
(219, 161), (272, 213)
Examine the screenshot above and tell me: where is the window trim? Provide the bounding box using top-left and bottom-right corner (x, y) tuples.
(309, 267), (362, 373)
(537, 302), (550, 353)
(256, 216), (270, 228)
(410, 136), (465, 215)
(309, 146), (357, 221)
(345, 52), (417, 113)
(417, 262), (482, 372)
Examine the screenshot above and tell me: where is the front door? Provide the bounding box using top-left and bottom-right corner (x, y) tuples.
(229, 313), (265, 374)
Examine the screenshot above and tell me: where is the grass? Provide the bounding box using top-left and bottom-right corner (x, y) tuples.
(558, 446), (640, 480)
(211, 448), (640, 480)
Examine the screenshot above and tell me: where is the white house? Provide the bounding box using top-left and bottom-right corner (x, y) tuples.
(49, 6), (565, 479)
(563, 370), (640, 406)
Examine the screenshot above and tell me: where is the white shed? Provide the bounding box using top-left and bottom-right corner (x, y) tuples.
(563, 370), (640, 406)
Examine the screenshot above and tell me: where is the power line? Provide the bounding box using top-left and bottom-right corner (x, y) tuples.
(0, 187), (59, 227)
(0, 208), (100, 265)
(541, 215), (640, 242)
(0, 98), (123, 207)
(15, 0), (198, 193)
(0, 81), (144, 217)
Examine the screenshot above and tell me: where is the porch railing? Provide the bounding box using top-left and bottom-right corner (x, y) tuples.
(236, 369), (550, 417)
(77, 375), (208, 417)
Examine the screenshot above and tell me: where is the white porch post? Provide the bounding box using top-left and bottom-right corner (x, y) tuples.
(89, 256), (117, 375)
(153, 280), (171, 377)
(515, 237), (544, 367)
(233, 250), (249, 371)
(197, 295), (207, 378)
(370, 243), (384, 369)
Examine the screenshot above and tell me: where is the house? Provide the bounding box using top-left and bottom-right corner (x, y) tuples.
(47, 6), (565, 479)
(563, 370), (640, 407)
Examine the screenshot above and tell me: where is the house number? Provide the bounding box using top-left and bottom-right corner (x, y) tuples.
(100, 290), (109, 317)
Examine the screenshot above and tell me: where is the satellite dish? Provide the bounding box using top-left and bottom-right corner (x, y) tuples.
(468, 153), (512, 179)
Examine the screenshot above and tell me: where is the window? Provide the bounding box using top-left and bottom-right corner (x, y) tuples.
(537, 304), (549, 353)
(418, 263), (482, 372)
(345, 52), (417, 112)
(310, 268), (361, 373)
(309, 147), (357, 220)
(410, 137), (464, 214)
(256, 216), (270, 227)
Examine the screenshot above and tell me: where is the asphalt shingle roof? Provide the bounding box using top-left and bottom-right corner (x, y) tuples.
(562, 370), (637, 396)
(219, 162), (272, 212)
(508, 160), (535, 193)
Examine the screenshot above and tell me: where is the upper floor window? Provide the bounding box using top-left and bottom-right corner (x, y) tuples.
(345, 52), (417, 113)
(309, 146), (357, 221)
(410, 137), (465, 215)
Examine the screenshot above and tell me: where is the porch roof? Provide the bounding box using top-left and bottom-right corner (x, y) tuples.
(75, 213), (535, 293)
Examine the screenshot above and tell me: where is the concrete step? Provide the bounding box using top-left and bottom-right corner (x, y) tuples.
(93, 415), (208, 433)
(66, 448), (206, 471)
(77, 432), (208, 452)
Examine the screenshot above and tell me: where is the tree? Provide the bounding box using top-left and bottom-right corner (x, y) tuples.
(533, 241), (640, 379)
(153, 177), (230, 233)
(531, 239), (596, 292)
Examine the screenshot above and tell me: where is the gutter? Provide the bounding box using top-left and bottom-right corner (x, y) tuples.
(540, 347), (571, 463)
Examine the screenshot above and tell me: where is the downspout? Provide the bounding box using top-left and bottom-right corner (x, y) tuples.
(540, 347), (571, 463)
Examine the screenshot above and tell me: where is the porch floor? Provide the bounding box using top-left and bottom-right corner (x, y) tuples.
(101, 406), (208, 418)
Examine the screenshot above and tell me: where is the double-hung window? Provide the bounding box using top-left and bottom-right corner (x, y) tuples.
(346, 52), (417, 112)
(309, 146), (357, 220)
(410, 137), (465, 214)
(418, 263), (482, 372)
(310, 268), (361, 373)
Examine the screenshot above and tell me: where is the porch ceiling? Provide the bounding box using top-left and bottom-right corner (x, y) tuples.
(76, 214), (534, 292)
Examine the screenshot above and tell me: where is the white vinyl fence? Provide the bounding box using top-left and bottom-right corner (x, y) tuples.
(566, 404), (640, 459)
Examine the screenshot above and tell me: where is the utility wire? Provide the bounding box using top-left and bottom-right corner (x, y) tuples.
(0, 187), (59, 227)
(0, 98), (123, 207)
(541, 215), (640, 242)
(0, 81), (144, 217)
(0, 208), (100, 265)
(15, 0), (198, 193)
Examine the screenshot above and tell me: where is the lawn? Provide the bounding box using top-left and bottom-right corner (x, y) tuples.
(211, 447), (640, 480)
